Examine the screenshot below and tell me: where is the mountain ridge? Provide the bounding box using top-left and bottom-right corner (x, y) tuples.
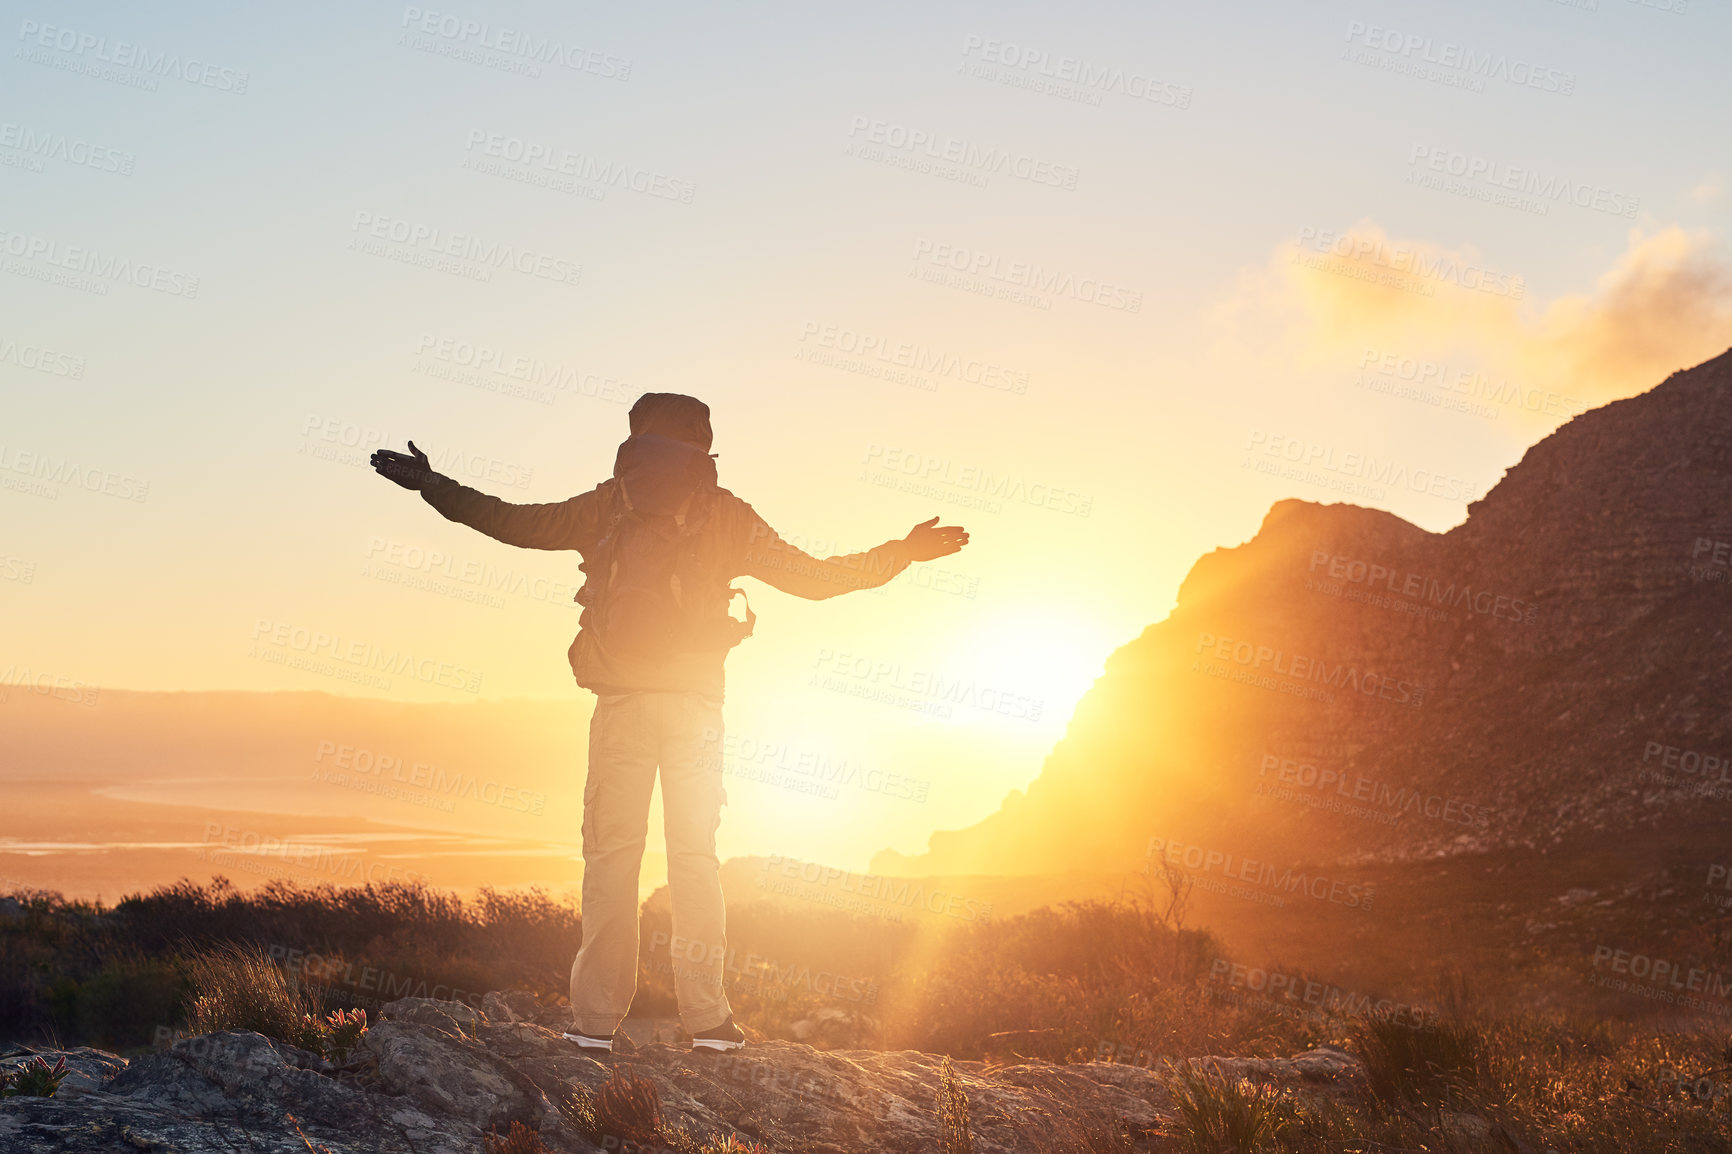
(874, 348), (1732, 880)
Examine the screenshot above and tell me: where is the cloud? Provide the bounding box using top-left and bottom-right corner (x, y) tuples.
(1216, 221), (1732, 415)
(1524, 227), (1732, 395)
(1688, 174), (1724, 205)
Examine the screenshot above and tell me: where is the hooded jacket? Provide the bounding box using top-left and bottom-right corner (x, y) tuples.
(419, 394), (912, 700)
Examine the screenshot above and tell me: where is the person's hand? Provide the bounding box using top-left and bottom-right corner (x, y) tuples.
(370, 441), (437, 491)
(902, 516), (968, 562)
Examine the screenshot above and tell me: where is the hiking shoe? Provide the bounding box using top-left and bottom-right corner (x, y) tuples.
(562, 1029), (616, 1053)
(690, 1016), (746, 1052)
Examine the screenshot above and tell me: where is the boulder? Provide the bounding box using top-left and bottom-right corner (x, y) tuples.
(0, 991), (1366, 1152)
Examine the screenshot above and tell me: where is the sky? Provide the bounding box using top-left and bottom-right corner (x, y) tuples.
(4, 0), (1732, 872)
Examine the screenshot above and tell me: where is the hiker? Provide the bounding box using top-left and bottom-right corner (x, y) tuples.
(371, 393), (968, 1053)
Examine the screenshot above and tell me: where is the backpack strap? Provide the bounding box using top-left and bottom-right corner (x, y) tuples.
(672, 488), (697, 531)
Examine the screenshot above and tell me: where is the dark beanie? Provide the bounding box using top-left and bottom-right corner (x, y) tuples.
(628, 393), (713, 451)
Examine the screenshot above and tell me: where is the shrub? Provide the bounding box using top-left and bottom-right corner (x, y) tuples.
(1350, 1010), (1479, 1106)
(594, 1065), (663, 1146)
(883, 900), (1223, 1059)
(47, 957), (183, 1050)
(1161, 1060), (1292, 1154)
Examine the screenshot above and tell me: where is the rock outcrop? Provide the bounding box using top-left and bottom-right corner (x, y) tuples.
(876, 349), (1732, 878)
(0, 993), (1364, 1153)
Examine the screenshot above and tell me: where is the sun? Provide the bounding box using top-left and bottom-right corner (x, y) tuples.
(945, 608), (1119, 732)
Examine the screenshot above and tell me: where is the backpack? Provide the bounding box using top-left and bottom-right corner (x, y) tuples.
(575, 433), (755, 660)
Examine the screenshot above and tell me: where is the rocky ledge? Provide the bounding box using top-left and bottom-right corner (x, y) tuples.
(0, 993), (1362, 1153)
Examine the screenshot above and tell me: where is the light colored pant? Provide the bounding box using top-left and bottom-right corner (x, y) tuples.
(569, 691), (733, 1035)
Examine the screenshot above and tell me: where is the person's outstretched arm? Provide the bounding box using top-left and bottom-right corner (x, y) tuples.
(728, 498), (968, 600)
(370, 441), (602, 551)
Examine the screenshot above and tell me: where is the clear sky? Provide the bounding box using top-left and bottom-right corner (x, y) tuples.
(5, 0), (1731, 870)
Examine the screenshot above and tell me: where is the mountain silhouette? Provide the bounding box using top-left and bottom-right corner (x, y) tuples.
(875, 349), (1732, 883)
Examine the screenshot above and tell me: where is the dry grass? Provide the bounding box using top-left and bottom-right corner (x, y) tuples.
(183, 942), (327, 1052)
(1161, 1060), (1294, 1153)
(8, 878), (1731, 1150)
(1350, 1008), (1480, 1106)
(0, 879), (579, 1050)
(1147, 1011), (1732, 1153)
(181, 943), (370, 1060)
(937, 1056), (975, 1154)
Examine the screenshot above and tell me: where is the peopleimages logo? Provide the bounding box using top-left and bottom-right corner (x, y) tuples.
(0, 444), (150, 502)
(846, 116), (1079, 190)
(1590, 946), (1732, 1004)
(0, 122), (135, 175)
(958, 34), (1192, 109)
(0, 226), (200, 298)
(1307, 550), (1539, 625)
(759, 855), (993, 923)
(1406, 146), (1639, 219)
(312, 741), (546, 815)
(1194, 631), (1426, 707)
(16, 18), (251, 93)
(800, 322), (1029, 394)
(910, 239), (1141, 312)
(1356, 347), (1587, 419)
(1145, 837), (1377, 910)
(1256, 753), (1492, 830)
(0, 334), (85, 379)
(249, 618), (483, 694)
(462, 130), (695, 203)
(1245, 430), (1480, 503)
(1640, 740), (1731, 785)
(1206, 959), (1434, 1026)
(1342, 21), (1575, 95)
(348, 211), (582, 287)
(810, 647), (1045, 722)
(862, 443), (1092, 517)
(398, 7), (631, 79)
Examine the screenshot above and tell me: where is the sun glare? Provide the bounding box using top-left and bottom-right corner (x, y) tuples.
(948, 610), (1117, 731)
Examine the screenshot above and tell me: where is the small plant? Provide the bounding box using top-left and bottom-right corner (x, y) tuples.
(937, 1056), (975, 1154)
(1, 1055), (69, 1098)
(1161, 1060), (1291, 1154)
(320, 1007), (368, 1061)
(563, 1068), (724, 1154)
(595, 1065), (664, 1145)
(484, 1120), (549, 1154)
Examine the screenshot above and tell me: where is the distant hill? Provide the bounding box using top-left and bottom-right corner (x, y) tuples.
(0, 689), (585, 788)
(0, 690), (595, 898)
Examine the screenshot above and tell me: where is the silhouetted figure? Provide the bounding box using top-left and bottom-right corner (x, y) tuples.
(372, 393), (967, 1052)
